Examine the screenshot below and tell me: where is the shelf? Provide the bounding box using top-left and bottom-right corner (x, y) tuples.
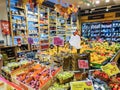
(12, 14), (25, 17)
(40, 43), (49, 45)
(12, 6), (24, 10)
(50, 30), (56, 31)
(12, 22), (26, 25)
(13, 29), (26, 31)
(57, 30), (66, 31)
(8, 57), (15, 60)
(27, 11), (38, 16)
(28, 20), (38, 22)
(16, 43), (28, 46)
(57, 34), (66, 35)
(17, 50), (30, 53)
(31, 48), (39, 51)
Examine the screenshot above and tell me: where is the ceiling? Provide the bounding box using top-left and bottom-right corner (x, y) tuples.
(48, 0), (120, 10)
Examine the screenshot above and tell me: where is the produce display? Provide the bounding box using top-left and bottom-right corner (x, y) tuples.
(40, 41), (120, 68)
(81, 42), (120, 68)
(1, 60), (30, 73)
(16, 64), (62, 90)
(89, 70), (120, 90)
(1, 41), (120, 90)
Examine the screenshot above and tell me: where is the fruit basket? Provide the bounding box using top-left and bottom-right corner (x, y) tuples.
(92, 70), (110, 82)
(90, 57), (112, 69)
(56, 72), (74, 84)
(14, 64), (62, 90)
(58, 76), (73, 84)
(74, 72), (88, 81)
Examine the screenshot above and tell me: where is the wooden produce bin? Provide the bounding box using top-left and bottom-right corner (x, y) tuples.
(72, 53), (90, 71)
(14, 67), (62, 90)
(2, 61), (33, 81)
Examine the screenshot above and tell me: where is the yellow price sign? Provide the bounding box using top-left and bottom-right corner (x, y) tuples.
(101, 62), (120, 77)
(70, 81), (94, 90)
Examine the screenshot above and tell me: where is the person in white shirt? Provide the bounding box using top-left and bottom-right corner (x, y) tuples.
(69, 30), (82, 53)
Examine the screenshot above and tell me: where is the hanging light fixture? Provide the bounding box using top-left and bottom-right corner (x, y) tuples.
(96, 0), (100, 4)
(106, 0), (110, 3)
(87, 3), (90, 6)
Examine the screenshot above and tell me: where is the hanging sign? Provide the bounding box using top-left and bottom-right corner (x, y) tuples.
(88, 14), (104, 20)
(78, 60), (89, 69)
(101, 62), (120, 77)
(53, 36), (64, 46)
(70, 80), (94, 90)
(0, 20), (10, 35)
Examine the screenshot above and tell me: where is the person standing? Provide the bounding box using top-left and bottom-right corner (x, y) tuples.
(69, 30), (82, 53)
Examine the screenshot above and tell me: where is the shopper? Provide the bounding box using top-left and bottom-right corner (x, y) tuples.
(69, 30), (82, 53)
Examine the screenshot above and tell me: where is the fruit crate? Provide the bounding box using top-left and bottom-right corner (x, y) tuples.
(74, 72), (88, 81)
(91, 57), (112, 69)
(13, 67), (62, 90)
(58, 76), (74, 84)
(13, 73), (52, 90)
(2, 62), (33, 81)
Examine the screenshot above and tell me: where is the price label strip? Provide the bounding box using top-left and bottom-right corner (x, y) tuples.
(101, 62), (120, 77)
(70, 80), (94, 90)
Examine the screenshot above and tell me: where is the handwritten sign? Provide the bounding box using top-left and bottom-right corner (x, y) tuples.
(70, 81), (94, 90)
(53, 36), (64, 46)
(78, 60), (89, 69)
(101, 62), (120, 77)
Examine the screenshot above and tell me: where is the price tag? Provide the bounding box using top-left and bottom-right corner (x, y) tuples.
(53, 36), (64, 46)
(28, 37), (33, 44)
(78, 60), (89, 69)
(101, 62), (120, 77)
(70, 81), (94, 90)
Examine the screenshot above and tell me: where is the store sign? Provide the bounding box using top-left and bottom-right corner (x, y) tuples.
(0, 20), (10, 35)
(70, 80), (94, 90)
(88, 14), (104, 20)
(53, 36), (64, 46)
(101, 62), (120, 77)
(78, 60), (89, 69)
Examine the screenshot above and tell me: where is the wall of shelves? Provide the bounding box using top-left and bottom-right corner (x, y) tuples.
(7, 0), (78, 54)
(39, 6), (49, 50)
(56, 13), (66, 42)
(8, 0), (29, 54)
(49, 8), (57, 44)
(26, 4), (39, 51)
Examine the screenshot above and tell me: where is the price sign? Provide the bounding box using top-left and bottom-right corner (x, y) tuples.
(28, 37), (33, 44)
(70, 81), (94, 90)
(78, 60), (89, 69)
(101, 62), (120, 77)
(53, 36), (64, 46)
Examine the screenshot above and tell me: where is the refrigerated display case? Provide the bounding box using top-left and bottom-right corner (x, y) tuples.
(101, 21), (112, 41)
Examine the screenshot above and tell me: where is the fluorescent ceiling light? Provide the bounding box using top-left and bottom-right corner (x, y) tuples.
(106, 0), (110, 3)
(87, 3), (90, 6)
(96, 0), (100, 4)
